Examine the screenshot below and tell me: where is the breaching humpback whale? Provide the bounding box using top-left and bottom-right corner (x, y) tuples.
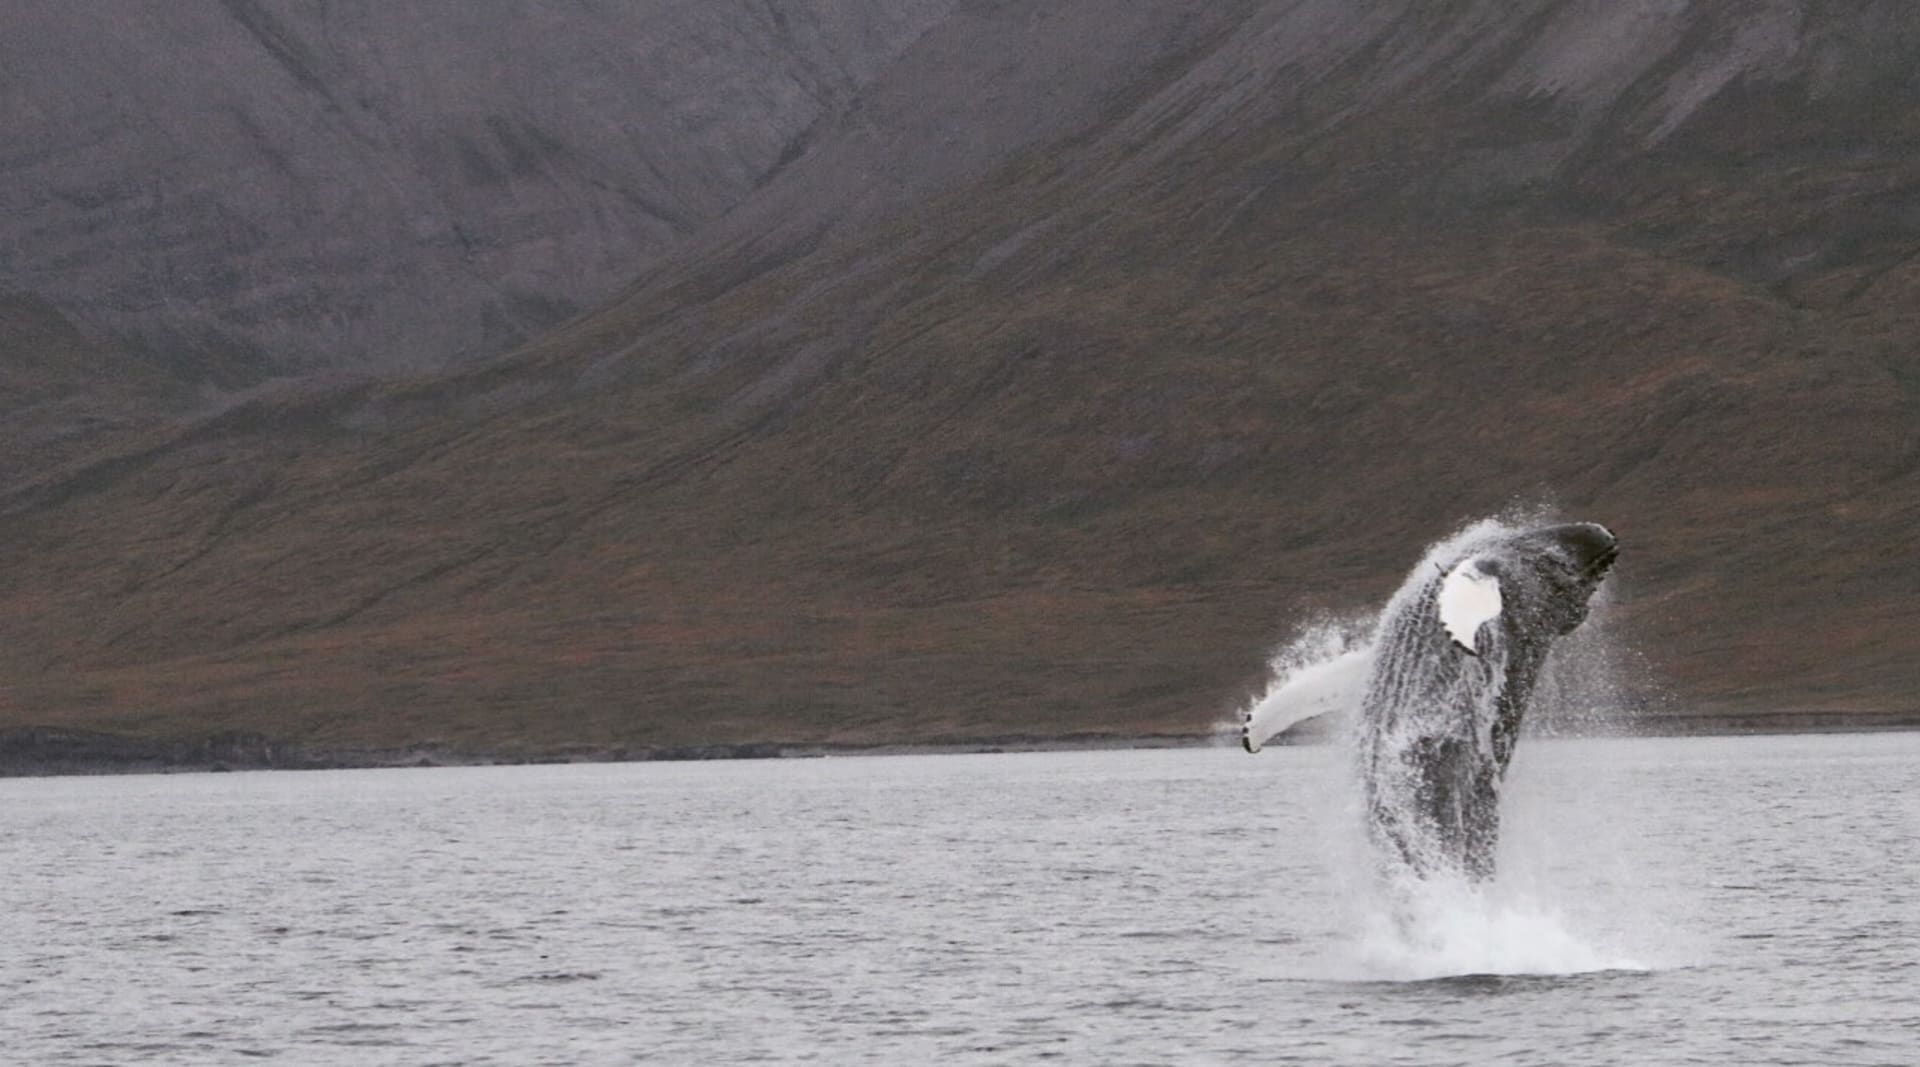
(1243, 522), (1618, 882)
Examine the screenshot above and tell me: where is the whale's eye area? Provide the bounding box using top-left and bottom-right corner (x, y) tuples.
(1437, 555), (1504, 655)
(1543, 522), (1619, 578)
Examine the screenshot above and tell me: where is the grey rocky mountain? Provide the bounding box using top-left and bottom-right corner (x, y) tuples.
(0, 0), (954, 380)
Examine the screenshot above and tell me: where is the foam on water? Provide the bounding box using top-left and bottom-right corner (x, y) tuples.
(1347, 877), (1651, 981)
(1312, 758), (1658, 981)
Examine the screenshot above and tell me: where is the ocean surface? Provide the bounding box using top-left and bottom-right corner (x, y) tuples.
(2, 733), (1915, 1065)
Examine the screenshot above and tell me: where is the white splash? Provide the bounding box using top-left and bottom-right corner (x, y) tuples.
(1349, 876), (1650, 980)
(1242, 512), (1671, 980)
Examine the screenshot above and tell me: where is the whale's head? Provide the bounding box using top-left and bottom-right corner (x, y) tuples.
(1436, 522), (1618, 653)
(1498, 521), (1618, 636)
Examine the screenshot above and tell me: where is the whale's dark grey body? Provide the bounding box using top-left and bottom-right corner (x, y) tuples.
(1358, 522), (1618, 882)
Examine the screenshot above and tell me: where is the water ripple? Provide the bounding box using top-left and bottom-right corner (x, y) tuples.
(0, 736), (1914, 1064)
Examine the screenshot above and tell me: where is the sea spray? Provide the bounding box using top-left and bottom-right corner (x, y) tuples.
(1241, 513), (1666, 977)
(1234, 616), (1373, 750)
(1235, 516), (1529, 754)
(1351, 874), (1650, 979)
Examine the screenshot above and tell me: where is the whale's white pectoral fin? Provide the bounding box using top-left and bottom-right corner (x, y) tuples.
(1240, 647), (1373, 753)
(1437, 558), (1503, 655)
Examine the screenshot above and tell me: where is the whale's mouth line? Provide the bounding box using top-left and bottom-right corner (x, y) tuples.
(1585, 545), (1619, 579)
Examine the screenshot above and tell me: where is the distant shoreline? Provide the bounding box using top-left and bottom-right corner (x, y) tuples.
(4, 714), (1918, 778)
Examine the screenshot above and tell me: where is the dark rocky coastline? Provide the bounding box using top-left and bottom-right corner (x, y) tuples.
(7, 716), (1917, 778)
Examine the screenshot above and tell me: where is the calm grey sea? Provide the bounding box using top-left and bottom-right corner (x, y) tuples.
(2, 734), (1915, 1065)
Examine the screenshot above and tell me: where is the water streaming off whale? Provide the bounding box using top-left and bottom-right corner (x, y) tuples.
(1241, 515), (1639, 976)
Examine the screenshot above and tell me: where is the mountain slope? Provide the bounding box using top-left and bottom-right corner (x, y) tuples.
(0, 296), (196, 484)
(3, 0), (1918, 758)
(0, 0), (954, 378)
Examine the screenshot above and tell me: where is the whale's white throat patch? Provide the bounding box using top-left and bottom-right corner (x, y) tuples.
(1437, 557), (1503, 654)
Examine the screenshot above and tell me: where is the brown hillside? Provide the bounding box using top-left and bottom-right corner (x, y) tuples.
(2, 1), (1918, 758)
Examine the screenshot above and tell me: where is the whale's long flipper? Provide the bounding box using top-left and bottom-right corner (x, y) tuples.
(1437, 557), (1503, 655)
(1240, 647), (1372, 753)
